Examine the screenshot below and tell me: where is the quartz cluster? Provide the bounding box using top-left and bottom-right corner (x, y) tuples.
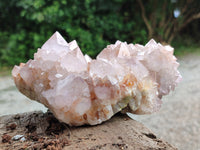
(12, 32), (182, 126)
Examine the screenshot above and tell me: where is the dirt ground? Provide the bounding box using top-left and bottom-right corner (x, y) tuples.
(0, 54), (200, 150)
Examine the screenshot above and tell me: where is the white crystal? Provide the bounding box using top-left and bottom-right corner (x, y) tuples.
(84, 54), (92, 63)
(12, 32), (182, 126)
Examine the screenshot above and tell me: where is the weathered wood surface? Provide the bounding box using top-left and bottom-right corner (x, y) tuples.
(0, 111), (177, 150)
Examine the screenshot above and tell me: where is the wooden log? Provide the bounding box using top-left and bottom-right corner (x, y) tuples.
(0, 111), (177, 150)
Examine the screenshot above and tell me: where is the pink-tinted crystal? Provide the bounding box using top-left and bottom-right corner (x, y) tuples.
(12, 32), (182, 126)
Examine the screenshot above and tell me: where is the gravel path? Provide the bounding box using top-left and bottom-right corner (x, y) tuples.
(0, 54), (200, 150)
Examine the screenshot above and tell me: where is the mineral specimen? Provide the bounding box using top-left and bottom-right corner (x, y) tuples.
(12, 32), (182, 126)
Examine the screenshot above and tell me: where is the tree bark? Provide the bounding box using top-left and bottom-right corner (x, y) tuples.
(136, 0), (153, 39)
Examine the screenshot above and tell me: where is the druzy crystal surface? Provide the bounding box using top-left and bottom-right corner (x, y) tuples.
(12, 32), (182, 126)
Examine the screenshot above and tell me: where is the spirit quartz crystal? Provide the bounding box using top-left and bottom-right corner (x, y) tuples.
(12, 32), (182, 126)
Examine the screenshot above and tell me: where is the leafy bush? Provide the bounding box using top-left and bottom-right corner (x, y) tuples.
(0, 0), (148, 66)
(1, 0), (198, 66)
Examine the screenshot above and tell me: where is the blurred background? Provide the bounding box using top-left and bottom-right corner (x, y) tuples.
(0, 0), (200, 66)
(0, 0), (200, 150)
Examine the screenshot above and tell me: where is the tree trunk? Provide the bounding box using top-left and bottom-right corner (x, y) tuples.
(136, 0), (200, 44)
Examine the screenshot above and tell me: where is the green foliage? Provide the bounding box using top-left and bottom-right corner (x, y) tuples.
(0, 0), (199, 66)
(0, 0), (147, 66)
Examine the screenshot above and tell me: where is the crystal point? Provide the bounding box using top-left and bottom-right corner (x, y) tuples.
(41, 31), (68, 51)
(145, 39), (157, 47)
